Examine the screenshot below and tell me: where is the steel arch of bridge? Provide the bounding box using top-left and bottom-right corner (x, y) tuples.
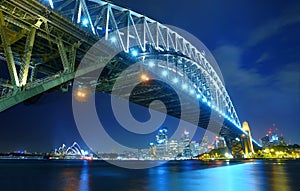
(45, 0), (241, 128)
(0, 0), (242, 131)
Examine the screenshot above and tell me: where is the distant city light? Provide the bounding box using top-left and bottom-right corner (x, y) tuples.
(131, 50), (138, 57)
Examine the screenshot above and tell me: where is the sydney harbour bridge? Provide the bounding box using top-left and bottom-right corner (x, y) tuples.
(0, 0), (261, 157)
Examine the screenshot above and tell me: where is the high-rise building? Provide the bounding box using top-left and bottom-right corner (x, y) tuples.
(199, 135), (209, 154)
(156, 127), (168, 144)
(168, 140), (178, 158)
(260, 125), (287, 148)
(178, 130), (191, 158)
(154, 127), (169, 159)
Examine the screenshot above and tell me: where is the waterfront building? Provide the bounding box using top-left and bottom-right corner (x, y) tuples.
(260, 126), (287, 148)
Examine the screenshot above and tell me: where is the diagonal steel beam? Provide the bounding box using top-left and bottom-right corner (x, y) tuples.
(57, 38), (70, 72)
(0, 10), (19, 87)
(19, 26), (37, 86)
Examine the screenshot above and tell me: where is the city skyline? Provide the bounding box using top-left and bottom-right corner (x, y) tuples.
(0, 0), (299, 152)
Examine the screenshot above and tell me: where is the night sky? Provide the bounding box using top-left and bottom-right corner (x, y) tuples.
(0, 0), (299, 152)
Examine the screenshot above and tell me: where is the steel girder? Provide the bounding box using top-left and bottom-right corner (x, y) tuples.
(0, 0), (258, 145)
(35, 0), (241, 128)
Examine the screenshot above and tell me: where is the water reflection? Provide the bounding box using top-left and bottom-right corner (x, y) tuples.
(146, 160), (290, 191)
(59, 161), (90, 191)
(270, 161), (291, 191)
(148, 166), (174, 191)
(0, 160), (298, 191)
(60, 167), (80, 191)
(56, 160), (294, 191)
(79, 160), (90, 191)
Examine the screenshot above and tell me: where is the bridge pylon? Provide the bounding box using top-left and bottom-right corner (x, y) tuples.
(241, 121), (255, 158)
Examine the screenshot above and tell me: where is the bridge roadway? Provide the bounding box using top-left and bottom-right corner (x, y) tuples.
(0, 0), (261, 152)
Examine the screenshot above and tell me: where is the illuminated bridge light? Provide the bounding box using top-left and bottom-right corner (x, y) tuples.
(196, 94), (201, 99)
(131, 50), (138, 57)
(162, 70), (168, 77)
(189, 89), (195, 95)
(110, 36), (117, 43)
(48, 0), (54, 9)
(182, 84), (188, 90)
(82, 18), (89, 26)
(140, 73), (150, 82)
(207, 101), (211, 106)
(202, 96), (207, 103)
(172, 78), (178, 83)
(74, 88), (89, 102)
(149, 61), (155, 68)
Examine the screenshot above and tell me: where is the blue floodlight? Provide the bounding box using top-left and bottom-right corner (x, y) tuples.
(162, 70), (168, 77)
(149, 61), (155, 68)
(48, 0), (54, 9)
(207, 101), (211, 106)
(202, 96), (207, 103)
(131, 50), (138, 57)
(110, 36), (117, 43)
(172, 78), (178, 83)
(196, 94), (201, 99)
(189, 89), (195, 95)
(82, 18), (89, 26)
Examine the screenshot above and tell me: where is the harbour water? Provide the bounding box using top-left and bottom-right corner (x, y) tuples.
(0, 159), (299, 191)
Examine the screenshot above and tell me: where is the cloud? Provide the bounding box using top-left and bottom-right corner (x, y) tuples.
(255, 52), (270, 64)
(246, 3), (300, 47)
(280, 2), (300, 26)
(213, 45), (269, 90)
(275, 62), (300, 99)
(213, 45), (300, 141)
(246, 20), (281, 47)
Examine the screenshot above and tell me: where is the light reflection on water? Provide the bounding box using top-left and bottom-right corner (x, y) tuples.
(79, 160), (90, 191)
(0, 159), (298, 191)
(146, 160), (294, 191)
(270, 161), (291, 191)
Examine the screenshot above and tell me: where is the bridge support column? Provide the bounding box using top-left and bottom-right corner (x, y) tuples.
(242, 121), (255, 158)
(69, 41), (81, 72)
(0, 10), (19, 87)
(19, 27), (37, 86)
(57, 38), (71, 72)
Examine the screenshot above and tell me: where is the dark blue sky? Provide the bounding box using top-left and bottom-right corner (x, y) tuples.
(0, 0), (299, 152)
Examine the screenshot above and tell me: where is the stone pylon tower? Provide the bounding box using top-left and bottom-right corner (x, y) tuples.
(242, 121), (255, 157)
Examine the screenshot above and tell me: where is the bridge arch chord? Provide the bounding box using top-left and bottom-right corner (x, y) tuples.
(38, 0), (242, 129)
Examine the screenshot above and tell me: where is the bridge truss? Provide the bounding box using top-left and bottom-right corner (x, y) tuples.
(0, 0), (261, 149)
